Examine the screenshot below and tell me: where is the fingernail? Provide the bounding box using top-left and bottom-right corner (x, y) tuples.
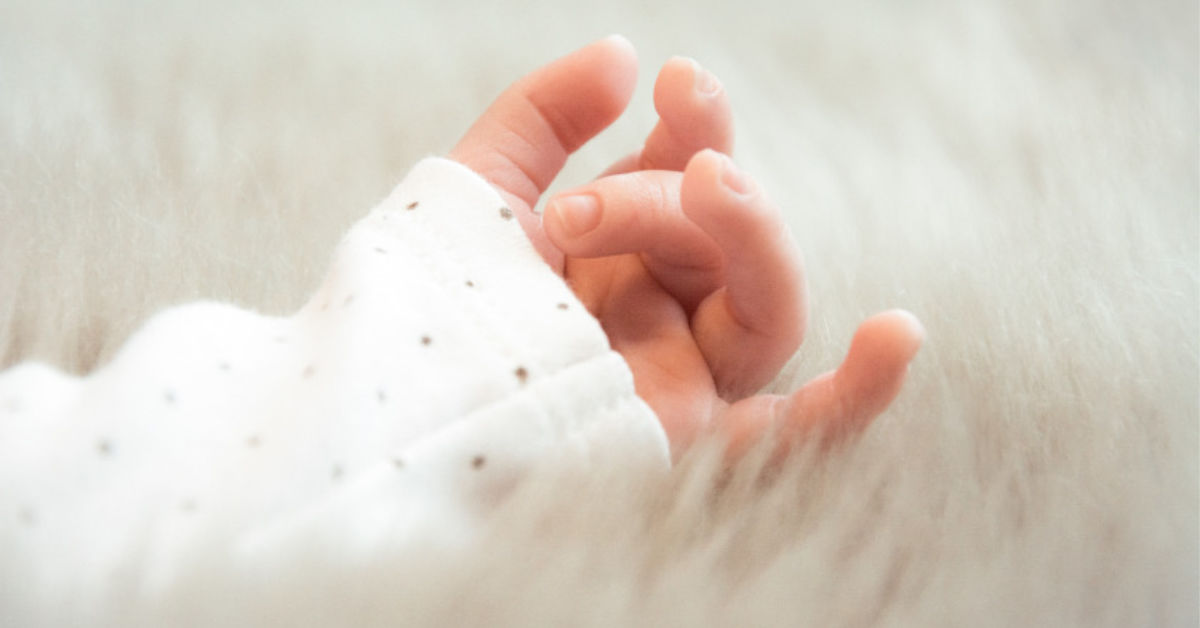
(691, 59), (721, 96)
(603, 34), (633, 47)
(551, 194), (601, 237)
(719, 155), (754, 195)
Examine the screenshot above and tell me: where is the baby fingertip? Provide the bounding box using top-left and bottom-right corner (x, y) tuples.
(689, 59), (723, 97)
(549, 193), (602, 238)
(602, 33), (635, 49)
(890, 309), (927, 357)
(716, 152), (754, 196)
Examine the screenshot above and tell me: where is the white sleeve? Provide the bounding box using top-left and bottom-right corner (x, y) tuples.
(0, 157), (669, 625)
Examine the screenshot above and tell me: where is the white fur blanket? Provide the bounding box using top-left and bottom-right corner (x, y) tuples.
(1, 0), (1195, 624)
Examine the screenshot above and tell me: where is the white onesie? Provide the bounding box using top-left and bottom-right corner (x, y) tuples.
(0, 158), (669, 624)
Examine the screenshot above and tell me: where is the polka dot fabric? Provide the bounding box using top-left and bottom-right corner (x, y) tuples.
(0, 158), (668, 624)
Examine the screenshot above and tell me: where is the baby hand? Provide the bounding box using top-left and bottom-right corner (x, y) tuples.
(542, 59), (923, 460)
(449, 37), (923, 461)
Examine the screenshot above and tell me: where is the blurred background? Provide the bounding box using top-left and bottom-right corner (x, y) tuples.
(0, 0), (1195, 624)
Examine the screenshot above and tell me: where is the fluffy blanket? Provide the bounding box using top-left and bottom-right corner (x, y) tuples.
(1, 0), (1195, 624)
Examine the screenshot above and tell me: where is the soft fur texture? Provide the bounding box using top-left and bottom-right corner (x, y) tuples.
(1, 0), (1196, 625)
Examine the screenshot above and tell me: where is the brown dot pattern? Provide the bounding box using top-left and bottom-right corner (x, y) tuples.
(3, 178), (591, 547)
